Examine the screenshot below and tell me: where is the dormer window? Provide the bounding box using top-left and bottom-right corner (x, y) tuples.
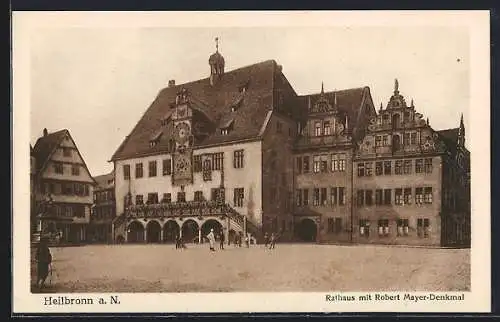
(149, 130), (163, 148)
(230, 95), (244, 112)
(220, 118), (234, 135)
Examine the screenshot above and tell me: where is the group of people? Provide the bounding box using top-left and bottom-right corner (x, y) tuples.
(263, 232), (278, 249)
(203, 229), (279, 251)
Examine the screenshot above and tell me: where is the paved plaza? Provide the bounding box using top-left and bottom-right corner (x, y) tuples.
(31, 243), (470, 293)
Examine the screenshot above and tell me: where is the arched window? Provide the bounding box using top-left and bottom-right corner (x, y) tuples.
(392, 134), (401, 152)
(392, 113), (401, 129)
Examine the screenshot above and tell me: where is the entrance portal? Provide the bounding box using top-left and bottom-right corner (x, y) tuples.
(127, 221), (144, 243)
(163, 220), (180, 243)
(182, 219), (199, 243)
(296, 218), (318, 242)
(146, 220), (162, 243)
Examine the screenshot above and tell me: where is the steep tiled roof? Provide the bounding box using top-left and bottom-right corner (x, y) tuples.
(111, 60), (278, 161)
(437, 128), (459, 154)
(32, 129), (68, 173)
(93, 170), (115, 190)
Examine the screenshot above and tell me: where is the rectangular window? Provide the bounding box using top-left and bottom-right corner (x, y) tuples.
(313, 155), (320, 173)
(314, 121), (322, 136)
(149, 161), (157, 177)
(365, 190), (373, 206)
(147, 193), (158, 204)
(303, 189), (309, 206)
(84, 184), (89, 196)
(424, 187), (433, 204)
(375, 135), (382, 147)
(296, 189), (302, 206)
(193, 155), (202, 173)
(135, 163), (143, 178)
(71, 164), (80, 176)
(320, 188), (327, 206)
(296, 157), (303, 174)
(375, 162), (383, 175)
(323, 121), (331, 135)
(123, 164), (130, 180)
(357, 190), (365, 206)
(384, 161), (392, 175)
(424, 158), (433, 173)
(303, 156), (310, 173)
(338, 187), (345, 205)
(403, 160), (412, 174)
(415, 187), (424, 204)
(65, 205), (73, 217)
(163, 159), (172, 175)
(357, 163), (365, 177)
(403, 133), (410, 145)
(359, 219), (370, 237)
(162, 193), (171, 203)
(233, 150), (244, 169)
(276, 121), (282, 133)
(410, 132), (417, 144)
(395, 188), (403, 205)
(234, 188), (244, 207)
(313, 188), (320, 206)
(177, 192), (186, 203)
(395, 160), (403, 175)
(213, 152), (224, 170)
(135, 194), (143, 205)
(375, 189), (383, 205)
(397, 219), (409, 236)
(378, 219), (389, 236)
(417, 218), (430, 238)
(53, 162), (64, 174)
(330, 187), (337, 206)
(403, 188), (412, 205)
(320, 155), (328, 173)
(194, 191), (204, 202)
(384, 189), (392, 205)
(383, 135), (389, 146)
(415, 159), (423, 173)
(365, 162), (373, 176)
(63, 147), (71, 157)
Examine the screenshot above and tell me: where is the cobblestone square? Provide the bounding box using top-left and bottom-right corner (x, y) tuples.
(31, 244), (470, 293)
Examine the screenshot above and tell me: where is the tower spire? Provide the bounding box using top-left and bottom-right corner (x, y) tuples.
(215, 37), (219, 52)
(458, 113), (466, 147)
(321, 82), (324, 95)
(394, 78), (399, 94)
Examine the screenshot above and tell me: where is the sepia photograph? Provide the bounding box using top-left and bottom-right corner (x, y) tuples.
(13, 11), (490, 313)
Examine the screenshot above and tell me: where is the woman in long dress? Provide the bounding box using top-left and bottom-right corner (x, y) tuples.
(206, 229), (216, 251)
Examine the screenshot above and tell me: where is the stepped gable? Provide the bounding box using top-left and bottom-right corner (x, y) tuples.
(111, 60), (278, 161)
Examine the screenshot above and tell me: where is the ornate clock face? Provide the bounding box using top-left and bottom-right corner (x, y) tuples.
(174, 122), (190, 144)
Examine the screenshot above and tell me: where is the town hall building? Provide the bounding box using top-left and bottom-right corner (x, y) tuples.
(109, 41), (470, 247)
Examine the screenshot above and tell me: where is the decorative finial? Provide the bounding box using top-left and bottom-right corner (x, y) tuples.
(411, 99), (414, 107)
(426, 117), (429, 125)
(394, 78), (399, 94)
(321, 82), (324, 95)
(334, 92), (337, 107)
(215, 37), (219, 52)
(345, 115), (349, 130)
(460, 113), (464, 127)
(379, 102), (383, 111)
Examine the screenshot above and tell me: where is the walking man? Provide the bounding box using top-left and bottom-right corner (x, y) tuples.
(35, 236), (52, 289)
(206, 229), (216, 251)
(264, 232), (269, 247)
(269, 232), (276, 250)
(219, 232), (225, 250)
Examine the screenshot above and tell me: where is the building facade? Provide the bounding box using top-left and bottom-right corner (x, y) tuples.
(110, 43), (470, 247)
(32, 128), (96, 244)
(89, 171), (115, 243)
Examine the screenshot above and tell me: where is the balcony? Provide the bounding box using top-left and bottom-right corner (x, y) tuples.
(124, 201), (245, 226)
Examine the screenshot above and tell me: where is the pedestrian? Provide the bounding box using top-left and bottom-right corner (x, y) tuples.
(219, 232), (225, 250)
(35, 236), (52, 289)
(269, 232), (276, 249)
(175, 234), (180, 249)
(264, 232), (269, 247)
(206, 229), (216, 251)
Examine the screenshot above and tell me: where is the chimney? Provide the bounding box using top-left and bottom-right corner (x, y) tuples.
(168, 80), (176, 88)
(43, 128), (48, 137)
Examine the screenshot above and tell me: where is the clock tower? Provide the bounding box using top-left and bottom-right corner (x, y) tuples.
(171, 88), (194, 186)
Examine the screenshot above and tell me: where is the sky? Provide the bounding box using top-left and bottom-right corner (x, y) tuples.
(29, 26), (469, 177)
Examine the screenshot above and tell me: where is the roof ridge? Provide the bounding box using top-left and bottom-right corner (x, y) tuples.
(298, 86), (367, 97)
